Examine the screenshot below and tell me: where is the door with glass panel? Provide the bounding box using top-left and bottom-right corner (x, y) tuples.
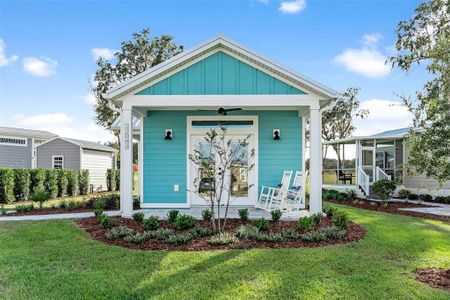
(359, 146), (374, 183)
(188, 119), (256, 206)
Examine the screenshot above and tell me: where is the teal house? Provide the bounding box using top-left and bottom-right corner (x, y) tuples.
(104, 36), (339, 217)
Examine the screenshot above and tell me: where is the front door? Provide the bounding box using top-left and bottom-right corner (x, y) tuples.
(188, 117), (257, 206)
(359, 146), (375, 183)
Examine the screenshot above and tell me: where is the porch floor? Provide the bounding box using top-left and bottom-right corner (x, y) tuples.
(135, 205), (309, 220)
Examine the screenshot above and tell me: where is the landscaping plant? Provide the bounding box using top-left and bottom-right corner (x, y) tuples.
(175, 214), (196, 230)
(298, 216), (315, 231)
(15, 204), (34, 213)
(132, 212), (145, 224)
(238, 208), (249, 221)
(332, 211), (349, 229)
(398, 189), (411, 199)
(271, 209), (282, 222)
(419, 194), (433, 202)
(201, 209), (213, 221)
(31, 187), (50, 209)
(143, 216), (159, 230)
(106, 169), (116, 192)
(0, 168), (14, 203)
(167, 209), (179, 223)
(29, 168), (45, 194)
(57, 169), (68, 197)
(78, 170), (90, 195)
(13, 169), (30, 201)
(208, 233), (238, 245)
(251, 217), (268, 231)
(45, 169), (59, 199)
(371, 179), (397, 204)
(67, 170), (79, 196)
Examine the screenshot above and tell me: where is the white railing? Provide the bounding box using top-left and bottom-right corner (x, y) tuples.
(357, 167), (370, 195)
(376, 166), (392, 181)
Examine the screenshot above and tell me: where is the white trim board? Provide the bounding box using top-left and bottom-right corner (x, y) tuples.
(105, 36), (340, 101)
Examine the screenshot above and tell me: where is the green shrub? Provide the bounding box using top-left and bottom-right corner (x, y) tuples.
(106, 169), (116, 192)
(208, 233), (238, 245)
(78, 170), (90, 195)
(167, 209), (179, 223)
(371, 179), (396, 202)
(100, 215), (116, 229)
(298, 216), (315, 231)
(189, 227), (216, 238)
(201, 209), (213, 221)
(323, 205), (337, 218)
(143, 216), (159, 230)
(105, 194), (120, 209)
(0, 168), (14, 203)
(271, 209), (283, 221)
(280, 228), (300, 240)
(92, 196), (106, 209)
(67, 170), (79, 196)
(57, 169), (68, 197)
(105, 226), (134, 240)
(94, 209), (104, 218)
(147, 228), (175, 240)
(310, 212), (323, 224)
(398, 189), (411, 199)
(175, 214), (197, 230)
(29, 168), (45, 194)
(299, 230), (326, 242)
(133, 196), (140, 207)
(318, 226), (347, 239)
(15, 204), (34, 213)
(13, 169), (30, 201)
(165, 232), (194, 245)
(238, 208), (249, 221)
(132, 212), (145, 224)
(419, 194), (433, 202)
(254, 232), (284, 243)
(323, 189), (339, 200)
(251, 217), (269, 231)
(124, 231), (153, 244)
(115, 169), (120, 191)
(44, 169), (58, 199)
(66, 200), (83, 210)
(346, 189), (357, 200)
(434, 196), (450, 204)
(332, 211), (349, 229)
(59, 200), (67, 209)
(31, 187), (50, 209)
(408, 193), (419, 200)
(236, 225), (259, 239)
(0, 205), (6, 215)
(337, 192), (349, 201)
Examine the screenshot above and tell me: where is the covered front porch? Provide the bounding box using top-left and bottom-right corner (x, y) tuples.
(103, 36), (339, 217)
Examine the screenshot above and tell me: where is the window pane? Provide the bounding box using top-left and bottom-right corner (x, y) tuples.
(230, 142), (249, 197)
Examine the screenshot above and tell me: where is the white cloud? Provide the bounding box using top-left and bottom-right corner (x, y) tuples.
(334, 33), (390, 78)
(362, 33), (382, 47)
(0, 39), (18, 67)
(279, 0), (306, 14)
(11, 112), (114, 143)
(353, 99), (413, 136)
(91, 48), (115, 60)
(83, 92), (97, 105)
(22, 56), (58, 77)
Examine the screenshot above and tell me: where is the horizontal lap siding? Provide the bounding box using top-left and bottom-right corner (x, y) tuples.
(36, 139), (80, 170)
(82, 149), (114, 191)
(143, 110), (302, 204)
(0, 137), (32, 168)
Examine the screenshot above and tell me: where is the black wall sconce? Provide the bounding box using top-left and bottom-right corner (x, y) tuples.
(165, 129), (173, 140)
(273, 129), (281, 140)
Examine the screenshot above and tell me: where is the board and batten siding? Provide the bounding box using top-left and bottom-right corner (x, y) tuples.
(36, 139), (81, 170)
(81, 149), (114, 191)
(143, 110), (302, 204)
(136, 51), (306, 96)
(0, 137), (33, 168)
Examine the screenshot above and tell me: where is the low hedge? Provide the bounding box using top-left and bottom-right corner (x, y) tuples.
(78, 170), (89, 195)
(0, 169), (14, 203)
(13, 169), (30, 201)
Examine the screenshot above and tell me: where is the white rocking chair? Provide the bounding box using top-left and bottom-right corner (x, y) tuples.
(283, 170), (308, 211)
(257, 170), (293, 211)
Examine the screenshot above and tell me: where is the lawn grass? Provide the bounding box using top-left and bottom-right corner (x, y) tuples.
(0, 204), (449, 299)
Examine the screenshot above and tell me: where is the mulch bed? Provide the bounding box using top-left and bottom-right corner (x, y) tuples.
(415, 268), (450, 292)
(3, 207), (113, 216)
(77, 217), (366, 251)
(326, 199), (449, 222)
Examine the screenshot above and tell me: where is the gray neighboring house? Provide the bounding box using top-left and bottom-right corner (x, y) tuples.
(0, 126), (57, 168)
(36, 137), (116, 191)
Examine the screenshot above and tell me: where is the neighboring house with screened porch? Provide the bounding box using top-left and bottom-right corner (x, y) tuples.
(103, 36), (340, 217)
(323, 127), (450, 197)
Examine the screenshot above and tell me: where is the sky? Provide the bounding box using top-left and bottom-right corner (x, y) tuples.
(0, 0), (426, 143)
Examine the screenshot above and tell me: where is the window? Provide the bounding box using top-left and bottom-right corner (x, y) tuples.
(0, 136), (27, 146)
(52, 156), (64, 169)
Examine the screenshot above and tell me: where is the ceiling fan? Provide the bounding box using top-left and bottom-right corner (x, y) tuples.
(217, 107), (242, 115)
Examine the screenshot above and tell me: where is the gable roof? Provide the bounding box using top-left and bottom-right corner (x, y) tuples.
(104, 36), (340, 101)
(0, 126), (57, 139)
(37, 137), (116, 153)
(370, 127), (411, 138)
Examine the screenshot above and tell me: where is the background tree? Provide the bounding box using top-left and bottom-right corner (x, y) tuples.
(92, 28), (183, 141)
(389, 0), (450, 182)
(307, 87), (368, 168)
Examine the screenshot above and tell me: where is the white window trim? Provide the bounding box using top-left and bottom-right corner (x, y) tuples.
(52, 155), (64, 169)
(0, 135), (27, 147)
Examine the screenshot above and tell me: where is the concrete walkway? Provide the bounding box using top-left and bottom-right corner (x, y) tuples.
(396, 200), (450, 217)
(0, 206), (308, 221)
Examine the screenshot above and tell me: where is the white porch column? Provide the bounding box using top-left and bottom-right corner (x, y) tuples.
(138, 116), (144, 203)
(120, 107), (133, 217)
(309, 107), (322, 214)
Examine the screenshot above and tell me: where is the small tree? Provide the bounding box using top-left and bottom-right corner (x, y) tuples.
(67, 170), (79, 196)
(45, 169), (58, 199)
(371, 179), (397, 205)
(188, 128), (255, 232)
(13, 169), (30, 201)
(31, 187), (50, 209)
(57, 169), (68, 197)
